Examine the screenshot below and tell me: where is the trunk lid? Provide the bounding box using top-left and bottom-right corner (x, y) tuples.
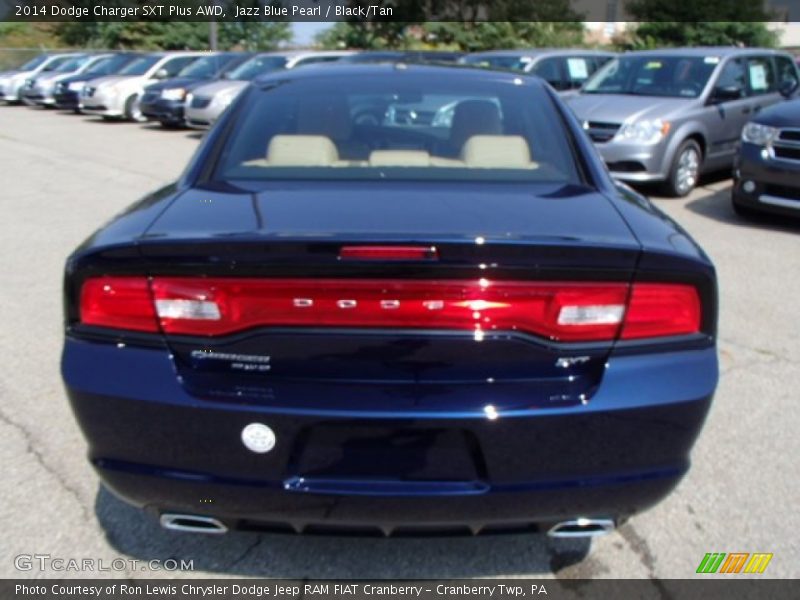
(139, 181), (641, 411)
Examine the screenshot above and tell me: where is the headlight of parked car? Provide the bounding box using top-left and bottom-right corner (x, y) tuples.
(741, 122), (778, 146)
(161, 88), (187, 101)
(68, 81), (85, 92)
(616, 119), (671, 144)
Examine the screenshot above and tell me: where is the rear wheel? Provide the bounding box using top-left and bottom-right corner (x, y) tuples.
(664, 139), (702, 197)
(124, 94), (146, 122)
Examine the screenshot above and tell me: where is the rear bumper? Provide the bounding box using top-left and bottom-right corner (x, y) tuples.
(63, 337), (716, 532)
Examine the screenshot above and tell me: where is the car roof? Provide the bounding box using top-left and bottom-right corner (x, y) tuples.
(622, 46), (791, 58)
(251, 61), (547, 86)
(466, 49), (616, 58)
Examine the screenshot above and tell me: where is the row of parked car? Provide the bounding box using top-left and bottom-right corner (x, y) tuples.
(2, 46), (799, 216)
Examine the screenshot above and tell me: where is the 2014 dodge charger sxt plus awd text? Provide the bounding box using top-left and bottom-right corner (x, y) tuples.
(62, 64), (718, 540)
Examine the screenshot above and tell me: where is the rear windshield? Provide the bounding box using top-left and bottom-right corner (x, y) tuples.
(118, 56), (160, 76)
(214, 75), (580, 184)
(461, 55), (535, 72)
(584, 55), (718, 98)
(225, 55), (288, 81)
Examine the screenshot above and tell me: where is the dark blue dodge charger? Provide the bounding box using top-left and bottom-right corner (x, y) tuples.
(62, 64), (718, 539)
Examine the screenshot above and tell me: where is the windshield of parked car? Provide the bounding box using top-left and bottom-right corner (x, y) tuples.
(41, 56), (74, 72)
(215, 75), (581, 185)
(461, 55), (535, 72)
(18, 54), (49, 70)
(583, 55), (718, 98)
(85, 54), (134, 76)
(118, 56), (160, 76)
(178, 54), (230, 79)
(54, 56), (89, 73)
(225, 55), (288, 81)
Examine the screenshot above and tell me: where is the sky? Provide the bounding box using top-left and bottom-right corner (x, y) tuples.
(292, 22), (332, 45)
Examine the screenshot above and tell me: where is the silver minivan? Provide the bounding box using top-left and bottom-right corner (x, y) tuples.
(567, 47), (800, 196)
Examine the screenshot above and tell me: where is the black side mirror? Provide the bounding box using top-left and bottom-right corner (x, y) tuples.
(779, 78), (798, 99)
(709, 85), (744, 104)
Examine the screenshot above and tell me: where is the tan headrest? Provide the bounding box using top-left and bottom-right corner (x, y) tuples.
(461, 135), (532, 168)
(266, 135), (338, 166)
(369, 150), (431, 167)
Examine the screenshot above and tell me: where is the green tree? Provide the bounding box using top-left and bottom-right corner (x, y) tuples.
(627, 0), (777, 48)
(424, 22), (585, 52)
(316, 0), (585, 51)
(55, 22), (290, 50)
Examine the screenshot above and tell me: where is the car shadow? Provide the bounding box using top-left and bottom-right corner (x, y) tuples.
(685, 182), (800, 233)
(94, 486), (592, 578)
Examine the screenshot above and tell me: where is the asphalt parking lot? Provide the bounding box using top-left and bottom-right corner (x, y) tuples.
(0, 106), (798, 580)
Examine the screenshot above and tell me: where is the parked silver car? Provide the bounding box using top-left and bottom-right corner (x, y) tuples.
(81, 51), (205, 121)
(185, 51), (353, 129)
(460, 49), (616, 93)
(567, 47), (800, 196)
(0, 53), (83, 103)
(21, 53), (113, 107)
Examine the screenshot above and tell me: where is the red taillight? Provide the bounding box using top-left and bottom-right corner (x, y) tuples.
(339, 246), (438, 261)
(79, 276), (158, 332)
(621, 283), (701, 339)
(149, 278), (629, 341)
(78, 277), (702, 342)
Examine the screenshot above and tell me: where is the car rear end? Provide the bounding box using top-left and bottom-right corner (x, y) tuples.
(62, 66), (718, 536)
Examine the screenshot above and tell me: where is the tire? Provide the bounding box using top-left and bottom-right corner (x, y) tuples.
(663, 139), (702, 197)
(124, 94), (146, 123)
(732, 198), (760, 219)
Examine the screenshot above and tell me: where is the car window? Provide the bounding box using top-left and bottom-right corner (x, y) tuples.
(746, 56), (776, 95)
(178, 55), (228, 79)
(714, 58), (747, 95)
(54, 56), (88, 73)
(118, 56), (160, 76)
(461, 55), (536, 72)
(774, 55), (799, 88)
(214, 76), (581, 185)
(160, 57), (198, 77)
(18, 54), (48, 71)
(292, 56), (343, 67)
(584, 55), (717, 98)
(86, 54), (135, 76)
(225, 55), (288, 81)
(41, 56), (74, 72)
(564, 57), (592, 89)
(531, 57), (566, 90)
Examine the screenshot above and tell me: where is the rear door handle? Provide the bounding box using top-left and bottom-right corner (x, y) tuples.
(742, 107), (752, 115)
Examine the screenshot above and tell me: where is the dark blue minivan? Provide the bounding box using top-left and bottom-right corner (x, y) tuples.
(62, 64), (718, 540)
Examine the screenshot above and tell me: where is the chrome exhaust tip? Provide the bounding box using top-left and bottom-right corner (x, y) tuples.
(547, 518), (615, 538)
(159, 513), (228, 534)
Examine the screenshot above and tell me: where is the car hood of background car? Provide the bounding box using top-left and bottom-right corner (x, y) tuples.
(89, 75), (142, 89)
(140, 181), (640, 250)
(745, 98), (800, 128)
(190, 79), (248, 98)
(567, 93), (694, 125)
